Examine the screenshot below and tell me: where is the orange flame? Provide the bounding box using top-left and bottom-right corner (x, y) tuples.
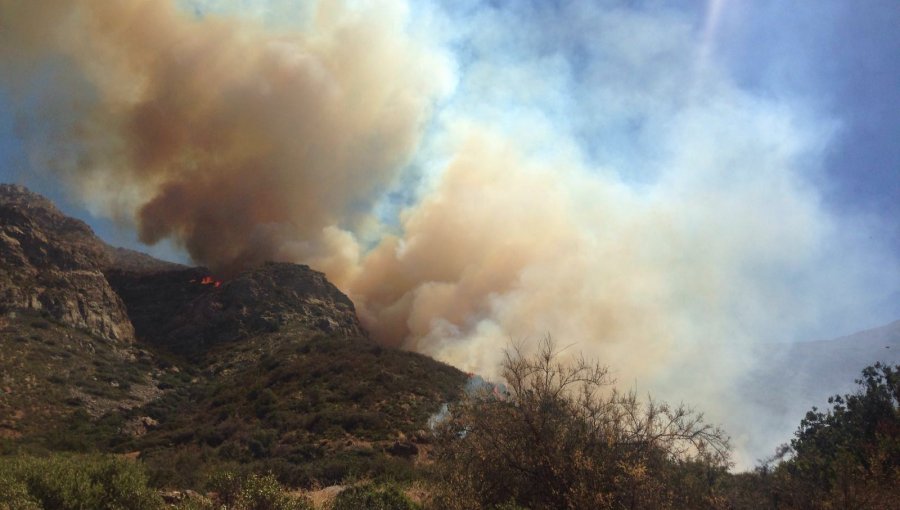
(195, 276), (223, 287)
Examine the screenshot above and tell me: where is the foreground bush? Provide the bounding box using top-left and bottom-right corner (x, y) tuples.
(760, 363), (900, 510)
(0, 473), (41, 510)
(0, 453), (161, 510)
(0, 456), (311, 510)
(431, 338), (731, 510)
(196, 471), (311, 510)
(331, 483), (421, 510)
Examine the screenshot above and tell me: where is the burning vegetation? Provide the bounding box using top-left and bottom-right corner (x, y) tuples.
(190, 276), (222, 288)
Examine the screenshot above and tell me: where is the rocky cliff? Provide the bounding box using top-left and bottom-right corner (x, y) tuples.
(106, 262), (365, 355)
(0, 184), (134, 342)
(1, 183), (364, 351)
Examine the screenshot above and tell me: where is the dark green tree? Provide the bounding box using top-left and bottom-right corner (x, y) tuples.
(772, 363), (900, 509)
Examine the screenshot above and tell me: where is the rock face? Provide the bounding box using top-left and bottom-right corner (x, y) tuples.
(0, 184), (365, 352)
(108, 262), (366, 354)
(170, 261), (364, 344)
(104, 266), (220, 351)
(0, 184), (134, 342)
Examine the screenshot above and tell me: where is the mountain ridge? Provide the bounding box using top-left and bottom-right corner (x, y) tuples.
(0, 184), (466, 488)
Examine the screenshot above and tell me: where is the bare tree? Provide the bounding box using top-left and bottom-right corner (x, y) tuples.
(431, 337), (731, 510)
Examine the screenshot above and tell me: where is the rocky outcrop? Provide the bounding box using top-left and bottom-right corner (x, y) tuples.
(104, 266), (220, 351)
(104, 246), (185, 273)
(109, 261), (366, 354)
(386, 441), (419, 458)
(121, 415), (160, 437)
(0, 184), (134, 342)
(2, 184), (366, 353)
(197, 261), (363, 339)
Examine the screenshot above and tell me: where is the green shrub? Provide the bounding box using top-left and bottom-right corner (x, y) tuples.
(206, 470), (243, 507)
(172, 499), (213, 510)
(764, 363), (900, 509)
(0, 471), (41, 510)
(332, 483), (421, 510)
(206, 471), (311, 510)
(236, 473), (310, 510)
(0, 453), (162, 510)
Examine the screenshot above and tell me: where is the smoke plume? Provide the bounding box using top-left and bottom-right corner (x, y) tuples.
(0, 0), (452, 276)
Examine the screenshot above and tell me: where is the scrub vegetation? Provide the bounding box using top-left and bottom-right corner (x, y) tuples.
(3, 337), (895, 509)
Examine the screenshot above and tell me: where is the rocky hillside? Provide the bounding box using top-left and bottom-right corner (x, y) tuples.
(0, 309), (162, 444)
(106, 262), (365, 356)
(0, 184), (134, 342)
(0, 184), (466, 488)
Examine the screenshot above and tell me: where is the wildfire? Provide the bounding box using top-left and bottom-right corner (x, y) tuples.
(190, 276), (222, 288)
(201, 276), (221, 287)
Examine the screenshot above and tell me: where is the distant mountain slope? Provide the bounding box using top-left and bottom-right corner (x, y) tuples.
(785, 320), (900, 391)
(758, 320), (900, 410)
(104, 245), (185, 273)
(737, 319), (900, 464)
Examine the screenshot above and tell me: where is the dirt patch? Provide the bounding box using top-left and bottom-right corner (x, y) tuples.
(294, 485), (345, 509)
(0, 427), (22, 438)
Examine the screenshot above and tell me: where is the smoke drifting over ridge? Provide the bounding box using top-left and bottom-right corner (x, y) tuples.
(2, 0), (898, 467)
(0, 0), (452, 276)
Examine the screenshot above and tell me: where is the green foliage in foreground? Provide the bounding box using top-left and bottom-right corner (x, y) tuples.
(331, 483), (421, 510)
(713, 363), (899, 510)
(176, 471), (312, 510)
(763, 362), (900, 510)
(0, 455), (314, 510)
(0, 453), (161, 510)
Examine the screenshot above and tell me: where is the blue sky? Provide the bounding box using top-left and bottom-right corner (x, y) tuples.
(713, 0), (899, 249)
